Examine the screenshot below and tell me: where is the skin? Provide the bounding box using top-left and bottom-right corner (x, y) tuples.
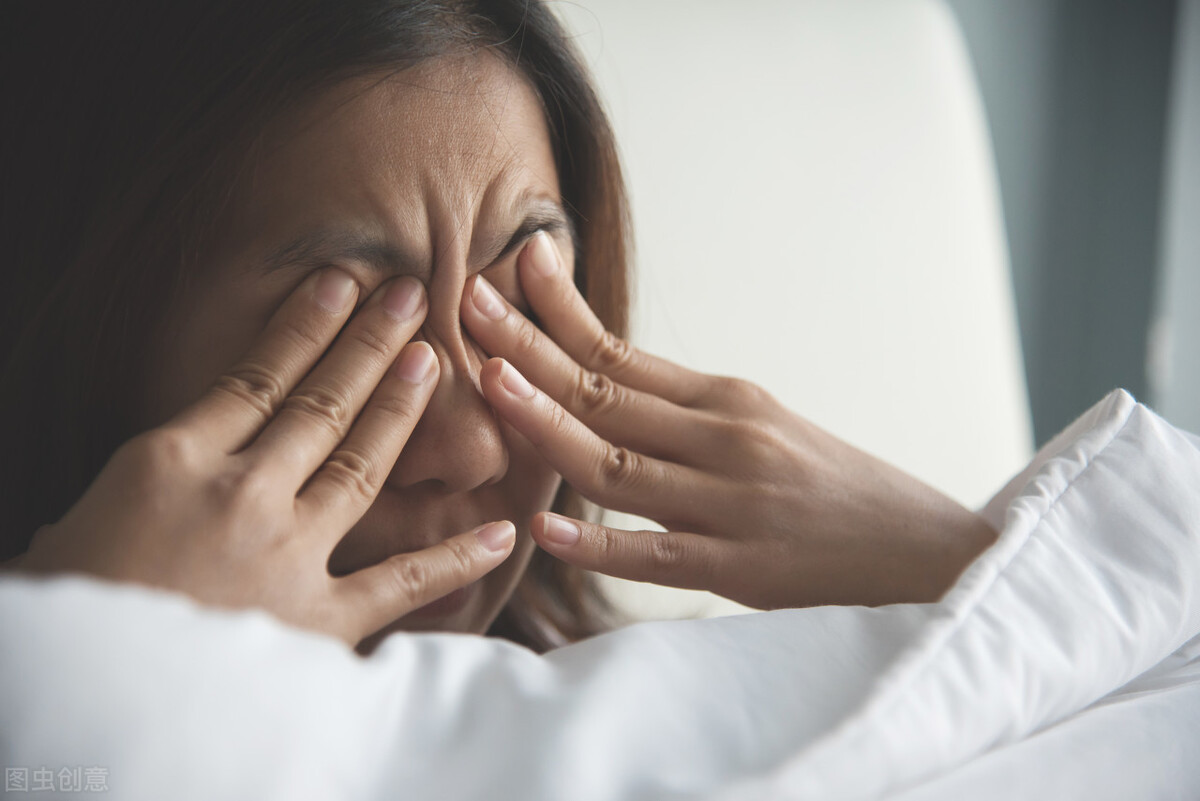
(21, 54), (574, 646)
(466, 234), (998, 610)
(14, 53), (999, 650)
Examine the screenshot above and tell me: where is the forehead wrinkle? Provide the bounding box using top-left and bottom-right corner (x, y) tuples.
(462, 80), (561, 266)
(256, 54), (560, 283)
(477, 58), (551, 189)
(362, 53), (553, 269)
(418, 154), (485, 281)
(421, 113), (529, 275)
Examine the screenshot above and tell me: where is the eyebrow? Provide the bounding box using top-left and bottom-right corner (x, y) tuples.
(261, 200), (576, 280)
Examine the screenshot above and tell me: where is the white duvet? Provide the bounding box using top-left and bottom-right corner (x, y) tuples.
(2, 389), (1198, 800)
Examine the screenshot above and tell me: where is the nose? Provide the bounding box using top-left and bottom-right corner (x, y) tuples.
(383, 332), (508, 495)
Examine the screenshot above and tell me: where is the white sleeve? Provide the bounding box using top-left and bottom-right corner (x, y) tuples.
(3, 388), (1199, 801)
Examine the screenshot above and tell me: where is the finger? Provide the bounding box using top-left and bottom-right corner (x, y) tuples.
(336, 521), (516, 640)
(520, 231), (710, 405)
(462, 274), (708, 462)
(479, 357), (729, 522)
(175, 268), (359, 451)
(298, 342), (438, 536)
(247, 277), (427, 482)
(531, 512), (720, 593)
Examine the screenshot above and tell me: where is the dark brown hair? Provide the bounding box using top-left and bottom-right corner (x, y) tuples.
(0, 0), (631, 652)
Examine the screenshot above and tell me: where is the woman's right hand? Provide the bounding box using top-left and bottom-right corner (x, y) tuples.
(12, 269), (517, 646)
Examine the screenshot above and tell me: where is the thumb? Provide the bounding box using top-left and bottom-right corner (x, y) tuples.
(336, 520), (516, 643)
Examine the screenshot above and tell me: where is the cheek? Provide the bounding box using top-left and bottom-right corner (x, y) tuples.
(138, 273), (283, 429)
(497, 414), (563, 513)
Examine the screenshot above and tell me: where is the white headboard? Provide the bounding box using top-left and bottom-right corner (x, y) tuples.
(555, 0), (1034, 617)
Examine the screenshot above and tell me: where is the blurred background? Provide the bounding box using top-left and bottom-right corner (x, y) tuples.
(948, 0), (1197, 443)
(553, 0), (1198, 618)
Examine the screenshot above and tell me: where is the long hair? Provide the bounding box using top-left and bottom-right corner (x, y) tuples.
(0, 0), (632, 652)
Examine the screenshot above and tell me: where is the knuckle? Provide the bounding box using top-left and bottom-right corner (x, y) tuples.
(546, 398), (573, 437)
(281, 386), (353, 436)
(587, 330), (635, 374)
(723, 418), (782, 468)
(382, 557), (427, 605)
(277, 316), (329, 356)
(438, 536), (477, 575)
(709, 376), (771, 410)
(119, 427), (201, 483)
(599, 444), (644, 493)
(514, 316), (542, 356)
(319, 449), (379, 504)
(572, 369), (622, 417)
(225, 460), (273, 497)
(140, 427), (197, 465)
(645, 531), (689, 575)
(348, 322), (397, 365)
(594, 524), (619, 560)
(528, 400), (573, 451)
(208, 463), (276, 512)
(724, 377), (763, 405)
(368, 391), (421, 427)
(211, 361), (288, 420)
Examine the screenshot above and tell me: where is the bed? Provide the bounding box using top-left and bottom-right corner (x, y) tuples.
(3, 389), (1198, 799)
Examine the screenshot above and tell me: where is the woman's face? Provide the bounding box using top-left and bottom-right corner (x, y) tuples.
(141, 53), (573, 640)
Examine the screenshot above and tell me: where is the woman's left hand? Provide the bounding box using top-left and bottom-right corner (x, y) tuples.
(461, 233), (998, 610)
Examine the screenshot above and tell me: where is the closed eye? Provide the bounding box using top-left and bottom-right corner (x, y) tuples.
(493, 215), (572, 265)
(479, 224), (568, 330)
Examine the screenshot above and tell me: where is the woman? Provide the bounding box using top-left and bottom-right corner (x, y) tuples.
(0, 0), (995, 654)
(6, 4), (1200, 800)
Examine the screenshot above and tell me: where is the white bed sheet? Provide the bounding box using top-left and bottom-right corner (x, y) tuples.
(2, 389), (1198, 800)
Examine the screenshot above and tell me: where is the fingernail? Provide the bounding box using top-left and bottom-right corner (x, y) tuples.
(499, 360), (535, 398)
(476, 521), (515, 553)
(529, 231), (559, 277)
(541, 515), (580, 546)
(472, 276), (507, 320)
(382, 277), (424, 320)
(393, 343), (435, 383)
(315, 269), (356, 313)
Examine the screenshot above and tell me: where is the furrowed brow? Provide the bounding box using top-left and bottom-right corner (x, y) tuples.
(261, 200), (576, 279)
(262, 228), (428, 280)
(480, 201), (576, 266)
